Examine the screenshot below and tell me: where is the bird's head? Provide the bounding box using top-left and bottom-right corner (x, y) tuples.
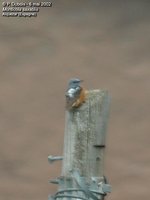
(68, 78), (83, 88)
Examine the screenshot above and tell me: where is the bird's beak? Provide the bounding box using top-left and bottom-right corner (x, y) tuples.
(80, 80), (84, 82)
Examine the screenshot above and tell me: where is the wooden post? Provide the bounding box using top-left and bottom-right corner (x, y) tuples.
(62, 89), (110, 182)
(48, 90), (111, 200)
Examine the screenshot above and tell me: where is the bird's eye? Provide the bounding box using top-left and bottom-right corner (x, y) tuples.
(74, 80), (79, 83)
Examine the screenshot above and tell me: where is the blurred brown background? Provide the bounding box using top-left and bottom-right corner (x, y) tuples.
(0, 0), (150, 200)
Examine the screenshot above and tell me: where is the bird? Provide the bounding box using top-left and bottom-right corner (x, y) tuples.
(65, 78), (86, 110)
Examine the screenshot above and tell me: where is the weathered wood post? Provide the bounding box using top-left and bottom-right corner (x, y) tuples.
(48, 90), (111, 200)
(62, 90), (110, 178)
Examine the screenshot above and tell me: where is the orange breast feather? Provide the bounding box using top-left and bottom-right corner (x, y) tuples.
(72, 87), (86, 108)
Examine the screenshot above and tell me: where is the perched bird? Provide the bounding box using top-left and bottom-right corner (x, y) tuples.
(65, 78), (86, 110)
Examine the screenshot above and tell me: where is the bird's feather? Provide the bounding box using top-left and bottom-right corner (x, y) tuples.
(66, 86), (82, 109)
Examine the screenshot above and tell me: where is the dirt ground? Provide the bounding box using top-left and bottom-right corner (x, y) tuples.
(0, 1), (150, 200)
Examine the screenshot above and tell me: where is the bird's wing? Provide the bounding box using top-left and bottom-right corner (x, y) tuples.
(65, 86), (82, 109)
